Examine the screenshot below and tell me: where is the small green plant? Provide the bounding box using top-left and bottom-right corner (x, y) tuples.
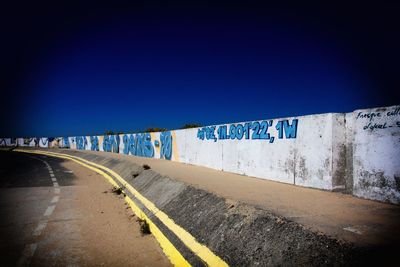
(143, 164), (151, 170)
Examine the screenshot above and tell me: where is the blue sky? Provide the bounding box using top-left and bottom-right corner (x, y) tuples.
(1, 2), (399, 137)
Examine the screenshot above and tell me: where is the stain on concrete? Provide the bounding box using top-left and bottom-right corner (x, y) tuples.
(324, 158), (330, 170)
(356, 170), (400, 204)
(333, 144), (347, 190)
(345, 143), (354, 194)
(317, 169), (324, 180)
(298, 156), (308, 181)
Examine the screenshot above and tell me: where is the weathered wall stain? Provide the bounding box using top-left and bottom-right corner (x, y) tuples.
(332, 144), (347, 189)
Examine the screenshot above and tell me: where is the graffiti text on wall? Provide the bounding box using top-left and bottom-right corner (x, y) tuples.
(197, 119), (299, 143)
(39, 138), (49, 147)
(90, 136), (99, 151)
(357, 107), (400, 131)
(160, 131), (172, 160)
(103, 135), (120, 153)
(122, 133), (153, 157)
(63, 137), (70, 148)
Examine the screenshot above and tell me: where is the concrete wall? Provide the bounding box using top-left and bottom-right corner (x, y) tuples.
(54, 113), (343, 191)
(15, 138), (48, 147)
(3, 104), (400, 203)
(179, 114), (341, 190)
(0, 138), (16, 146)
(352, 105), (400, 203)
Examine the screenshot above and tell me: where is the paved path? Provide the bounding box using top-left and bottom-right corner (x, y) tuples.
(63, 149), (400, 247)
(0, 151), (170, 266)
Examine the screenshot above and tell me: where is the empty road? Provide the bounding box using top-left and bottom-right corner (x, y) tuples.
(0, 150), (170, 266)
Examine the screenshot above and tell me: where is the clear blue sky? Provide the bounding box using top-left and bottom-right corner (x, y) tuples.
(1, 2), (399, 137)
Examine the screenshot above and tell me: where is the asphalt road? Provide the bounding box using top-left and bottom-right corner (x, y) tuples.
(0, 151), (170, 266)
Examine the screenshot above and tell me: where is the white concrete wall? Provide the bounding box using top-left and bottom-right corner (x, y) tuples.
(59, 114), (338, 190)
(181, 114), (338, 190)
(5, 104), (400, 203)
(0, 138), (16, 146)
(352, 105), (400, 204)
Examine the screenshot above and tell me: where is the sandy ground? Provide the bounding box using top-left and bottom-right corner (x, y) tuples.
(71, 149), (400, 247)
(0, 152), (171, 266)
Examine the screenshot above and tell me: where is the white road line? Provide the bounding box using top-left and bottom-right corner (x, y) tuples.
(44, 205), (56, 216)
(33, 221), (48, 236)
(16, 243), (37, 266)
(19, 156), (63, 264)
(51, 195), (60, 203)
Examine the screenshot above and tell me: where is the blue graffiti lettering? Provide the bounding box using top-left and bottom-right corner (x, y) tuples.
(76, 136), (87, 150)
(122, 134), (130, 154)
(103, 135), (120, 153)
(143, 133), (154, 158)
(276, 119), (298, 139)
(217, 125), (227, 139)
(197, 128), (205, 140)
(251, 122), (261, 139)
(122, 133), (154, 158)
(128, 134), (136, 155)
(63, 137), (70, 148)
(90, 136), (99, 151)
(198, 127), (217, 142)
(160, 131), (172, 160)
(133, 133), (154, 158)
(199, 119), (298, 142)
(135, 134), (144, 156)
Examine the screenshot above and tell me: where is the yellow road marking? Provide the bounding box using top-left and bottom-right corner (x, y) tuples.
(125, 196), (190, 267)
(15, 149), (229, 267)
(31, 150), (228, 266)
(14, 149), (190, 267)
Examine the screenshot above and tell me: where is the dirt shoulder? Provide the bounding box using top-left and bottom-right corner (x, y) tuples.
(49, 157), (171, 266)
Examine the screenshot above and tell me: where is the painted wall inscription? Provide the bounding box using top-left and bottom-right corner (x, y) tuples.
(197, 119), (299, 142)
